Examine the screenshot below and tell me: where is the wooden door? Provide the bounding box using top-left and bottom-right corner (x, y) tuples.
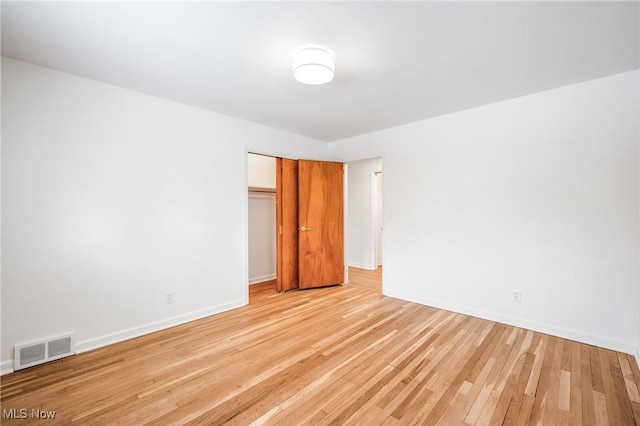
(276, 158), (299, 292)
(297, 160), (344, 289)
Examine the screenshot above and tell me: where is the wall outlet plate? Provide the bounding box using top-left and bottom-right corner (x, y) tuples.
(512, 290), (522, 303)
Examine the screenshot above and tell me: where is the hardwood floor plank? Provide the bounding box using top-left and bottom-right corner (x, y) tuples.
(571, 341), (582, 390)
(579, 344), (596, 425)
(416, 321), (499, 424)
(619, 353), (640, 404)
(629, 354), (640, 389)
(445, 356), (497, 425)
(594, 390), (610, 426)
(562, 339), (573, 372)
(591, 346), (605, 394)
(559, 370), (571, 411)
(1, 267), (638, 425)
(502, 351), (535, 425)
(529, 335), (558, 425)
(599, 348), (622, 425)
(542, 337), (563, 425)
(515, 394), (536, 426)
(570, 383), (583, 426)
(476, 389), (501, 425)
(607, 350), (636, 425)
(525, 333), (549, 398)
(619, 353), (640, 426)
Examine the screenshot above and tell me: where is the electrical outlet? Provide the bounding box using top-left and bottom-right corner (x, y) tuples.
(512, 290), (522, 303)
(165, 292), (174, 304)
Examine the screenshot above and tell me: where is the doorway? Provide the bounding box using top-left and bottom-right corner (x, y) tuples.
(346, 157), (383, 271)
(247, 153), (346, 297)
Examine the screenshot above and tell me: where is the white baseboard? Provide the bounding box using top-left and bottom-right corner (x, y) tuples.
(1, 299), (245, 376)
(1, 360), (14, 375)
(75, 299), (245, 355)
(384, 289), (638, 357)
(249, 274), (276, 285)
(348, 262), (377, 270)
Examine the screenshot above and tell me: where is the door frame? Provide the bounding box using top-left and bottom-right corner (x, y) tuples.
(373, 170), (383, 268)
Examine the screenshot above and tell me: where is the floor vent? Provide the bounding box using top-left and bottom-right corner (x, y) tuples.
(14, 333), (75, 371)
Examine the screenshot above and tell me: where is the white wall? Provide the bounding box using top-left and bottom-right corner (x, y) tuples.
(3, 57), (639, 373)
(347, 158), (382, 269)
(248, 153), (276, 190)
(0, 58), (328, 373)
(330, 70), (640, 358)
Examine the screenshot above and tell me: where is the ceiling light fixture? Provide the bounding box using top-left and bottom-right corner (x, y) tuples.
(292, 46), (335, 85)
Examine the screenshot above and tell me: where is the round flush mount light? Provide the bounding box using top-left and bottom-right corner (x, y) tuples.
(292, 46), (335, 85)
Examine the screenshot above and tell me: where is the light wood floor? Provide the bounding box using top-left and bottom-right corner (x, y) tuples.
(2, 267), (639, 425)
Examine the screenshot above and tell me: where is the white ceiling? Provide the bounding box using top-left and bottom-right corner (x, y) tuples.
(2, 1), (639, 142)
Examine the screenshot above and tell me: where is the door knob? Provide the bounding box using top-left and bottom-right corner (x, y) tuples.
(299, 226), (312, 232)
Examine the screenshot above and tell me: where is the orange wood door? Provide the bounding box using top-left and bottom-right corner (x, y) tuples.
(276, 158), (299, 292)
(298, 160), (344, 289)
